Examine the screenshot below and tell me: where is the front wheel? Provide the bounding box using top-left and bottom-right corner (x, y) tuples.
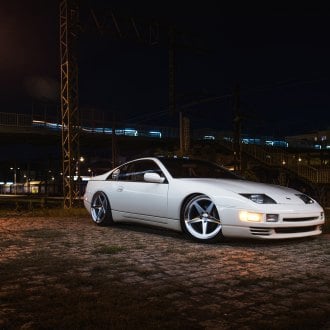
(181, 194), (224, 243)
(90, 191), (113, 226)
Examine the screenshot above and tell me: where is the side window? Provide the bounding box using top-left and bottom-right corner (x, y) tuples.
(111, 169), (120, 180)
(109, 163), (135, 181)
(109, 160), (165, 182)
(118, 163), (135, 181)
(133, 160), (164, 182)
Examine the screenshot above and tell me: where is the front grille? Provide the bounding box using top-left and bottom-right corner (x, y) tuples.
(283, 217), (318, 222)
(250, 227), (272, 236)
(275, 226), (317, 234)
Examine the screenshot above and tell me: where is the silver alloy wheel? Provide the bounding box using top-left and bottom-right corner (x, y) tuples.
(91, 192), (109, 224)
(183, 195), (222, 240)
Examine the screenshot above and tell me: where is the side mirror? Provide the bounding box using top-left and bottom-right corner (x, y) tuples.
(144, 172), (165, 183)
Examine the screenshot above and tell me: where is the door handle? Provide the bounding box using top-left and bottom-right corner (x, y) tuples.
(117, 186), (123, 192)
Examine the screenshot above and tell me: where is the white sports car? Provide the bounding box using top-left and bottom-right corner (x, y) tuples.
(84, 157), (325, 243)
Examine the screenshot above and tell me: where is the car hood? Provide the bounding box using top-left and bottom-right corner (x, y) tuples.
(178, 178), (312, 205)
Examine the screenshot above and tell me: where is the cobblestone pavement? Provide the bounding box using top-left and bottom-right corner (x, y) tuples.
(0, 216), (329, 329)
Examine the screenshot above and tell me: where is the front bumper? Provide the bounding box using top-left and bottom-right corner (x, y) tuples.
(219, 206), (325, 239)
(222, 223), (323, 239)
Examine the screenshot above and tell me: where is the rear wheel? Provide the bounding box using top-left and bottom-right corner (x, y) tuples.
(181, 194), (223, 243)
(90, 191), (113, 226)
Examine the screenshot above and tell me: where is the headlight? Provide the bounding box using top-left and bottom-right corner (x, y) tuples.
(240, 194), (276, 204)
(296, 194), (314, 204)
(239, 211), (263, 222)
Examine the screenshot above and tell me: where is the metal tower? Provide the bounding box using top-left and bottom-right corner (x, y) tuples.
(59, 1), (202, 207)
(60, 0), (80, 208)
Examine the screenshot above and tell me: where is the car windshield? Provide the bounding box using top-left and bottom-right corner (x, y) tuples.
(159, 158), (240, 179)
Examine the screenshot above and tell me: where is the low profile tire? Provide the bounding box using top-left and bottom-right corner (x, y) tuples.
(181, 194), (224, 243)
(90, 191), (113, 226)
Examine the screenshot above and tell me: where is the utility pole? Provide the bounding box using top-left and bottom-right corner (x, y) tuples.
(169, 26), (190, 155)
(233, 84), (241, 171)
(169, 26), (176, 117)
(112, 113), (117, 168)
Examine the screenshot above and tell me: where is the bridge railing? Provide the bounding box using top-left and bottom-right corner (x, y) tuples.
(218, 140), (329, 184)
(240, 143), (329, 184)
(0, 112), (32, 128)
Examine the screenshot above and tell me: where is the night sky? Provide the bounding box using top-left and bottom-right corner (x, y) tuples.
(1, 1), (329, 137)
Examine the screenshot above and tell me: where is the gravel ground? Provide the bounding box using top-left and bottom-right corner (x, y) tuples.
(0, 215), (329, 329)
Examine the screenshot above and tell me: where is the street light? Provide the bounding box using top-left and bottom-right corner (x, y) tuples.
(75, 156), (85, 179)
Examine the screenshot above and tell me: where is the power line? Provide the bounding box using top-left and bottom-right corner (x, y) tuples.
(241, 77), (330, 95)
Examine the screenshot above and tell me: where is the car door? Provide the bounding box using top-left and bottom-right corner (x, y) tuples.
(107, 159), (169, 222)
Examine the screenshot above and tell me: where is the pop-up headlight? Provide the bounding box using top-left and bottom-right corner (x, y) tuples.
(296, 194), (314, 204)
(240, 194), (276, 204)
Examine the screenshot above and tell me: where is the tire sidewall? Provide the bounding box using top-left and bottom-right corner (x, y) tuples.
(180, 194), (223, 244)
(91, 191), (113, 226)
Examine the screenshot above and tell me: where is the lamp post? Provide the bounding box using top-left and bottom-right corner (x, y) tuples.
(88, 168), (93, 177)
(75, 156), (85, 199)
(10, 167), (19, 194)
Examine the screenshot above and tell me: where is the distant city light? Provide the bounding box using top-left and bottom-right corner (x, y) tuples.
(29, 118), (328, 150)
(203, 135), (215, 140)
(149, 131), (162, 138)
(242, 138), (261, 144)
(266, 140), (288, 147)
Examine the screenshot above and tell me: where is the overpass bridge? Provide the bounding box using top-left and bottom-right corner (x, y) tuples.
(0, 111), (178, 138)
(1, 111), (329, 204)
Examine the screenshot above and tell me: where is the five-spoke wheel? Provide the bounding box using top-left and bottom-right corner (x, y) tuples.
(91, 191), (113, 226)
(181, 194), (223, 243)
